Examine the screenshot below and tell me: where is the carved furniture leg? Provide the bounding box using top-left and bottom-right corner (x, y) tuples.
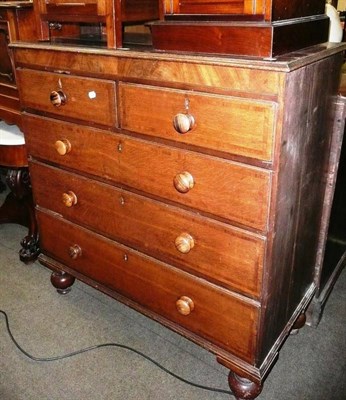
(228, 371), (263, 400)
(0, 168), (39, 263)
(51, 271), (75, 294)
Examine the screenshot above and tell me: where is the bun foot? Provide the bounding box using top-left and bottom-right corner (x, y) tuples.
(290, 313), (306, 335)
(228, 371), (262, 400)
(51, 271), (75, 294)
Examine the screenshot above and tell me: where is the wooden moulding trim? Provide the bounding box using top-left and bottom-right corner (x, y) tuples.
(10, 42), (346, 73)
(13, 50), (284, 98)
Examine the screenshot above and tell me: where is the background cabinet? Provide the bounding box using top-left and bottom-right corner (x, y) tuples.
(33, 0), (159, 48)
(0, 2), (37, 126)
(0, 2), (39, 262)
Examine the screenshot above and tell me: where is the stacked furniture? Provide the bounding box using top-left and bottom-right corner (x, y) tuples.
(0, 1), (39, 262)
(0, 0), (38, 125)
(8, 0), (346, 398)
(150, 0), (330, 57)
(32, 0), (159, 47)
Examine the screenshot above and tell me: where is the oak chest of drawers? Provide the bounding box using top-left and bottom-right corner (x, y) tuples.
(12, 42), (346, 399)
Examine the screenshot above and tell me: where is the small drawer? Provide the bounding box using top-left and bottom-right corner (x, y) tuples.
(17, 68), (116, 126)
(37, 209), (259, 363)
(119, 83), (276, 162)
(30, 161), (265, 298)
(24, 114), (271, 231)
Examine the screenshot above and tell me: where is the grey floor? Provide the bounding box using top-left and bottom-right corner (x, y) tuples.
(0, 221), (345, 400)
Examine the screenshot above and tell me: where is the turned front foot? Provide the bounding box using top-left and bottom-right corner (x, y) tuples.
(228, 371), (262, 400)
(51, 271), (75, 294)
(290, 313), (306, 335)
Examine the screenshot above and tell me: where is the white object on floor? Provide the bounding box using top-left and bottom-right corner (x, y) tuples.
(0, 121), (25, 145)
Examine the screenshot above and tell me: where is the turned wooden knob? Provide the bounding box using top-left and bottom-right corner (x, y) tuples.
(176, 296), (194, 315)
(55, 139), (71, 155)
(173, 171), (194, 193)
(175, 232), (194, 254)
(68, 244), (82, 259)
(173, 113), (195, 134)
(50, 90), (67, 107)
(62, 191), (77, 207)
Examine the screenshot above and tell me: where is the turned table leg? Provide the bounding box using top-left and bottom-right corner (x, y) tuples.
(228, 371), (263, 400)
(0, 167), (39, 263)
(51, 271), (75, 294)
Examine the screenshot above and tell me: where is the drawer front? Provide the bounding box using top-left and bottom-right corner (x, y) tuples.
(119, 83), (276, 162)
(37, 209), (259, 363)
(24, 114), (271, 231)
(174, 0), (255, 14)
(17, 69), (116, 126)
(30, 161), (265, 298)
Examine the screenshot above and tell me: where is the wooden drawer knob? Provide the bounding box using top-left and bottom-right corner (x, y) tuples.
(175, 232), (194, 254)
(173, 113), (195, 134)
(50, 90), (67, 107)
(68, 244), (82, 259)
(173, 171), (194, 193)
(55, 139), (71, 155)
(62, 191), (77, 207)
(176, 296), (194, 315)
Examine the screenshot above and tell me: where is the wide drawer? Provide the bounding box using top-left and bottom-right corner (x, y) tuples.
(119, 83), (276, 162)
(30, 161), (265, 298)
(37, 209), (259, 363)
(24, 114), (271, 231)
(17, 69), (116, 126)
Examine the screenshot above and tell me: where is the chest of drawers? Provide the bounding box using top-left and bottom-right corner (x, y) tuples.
(12, 42), (346, 399)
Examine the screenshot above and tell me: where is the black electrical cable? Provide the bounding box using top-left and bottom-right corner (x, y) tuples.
(0, 309), (234, 397)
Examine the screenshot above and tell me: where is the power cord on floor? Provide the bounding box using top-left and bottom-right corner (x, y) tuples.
(0, 310), (233, 397)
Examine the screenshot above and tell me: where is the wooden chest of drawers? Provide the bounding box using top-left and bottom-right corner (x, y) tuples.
(12, 42), (346, 399)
